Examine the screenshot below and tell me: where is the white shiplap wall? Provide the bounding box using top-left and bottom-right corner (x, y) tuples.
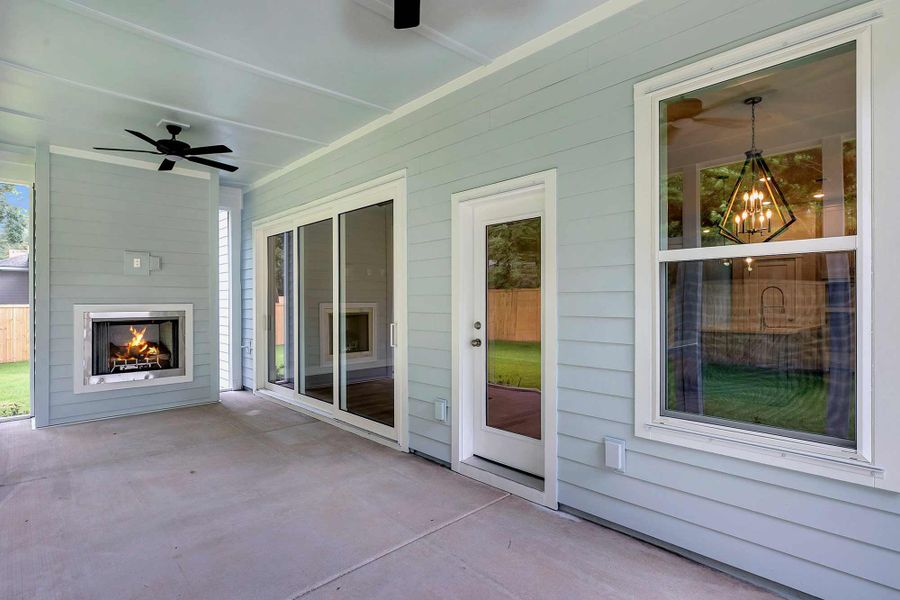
(241, 1), (900, 598)
(46, 154), (215, 424)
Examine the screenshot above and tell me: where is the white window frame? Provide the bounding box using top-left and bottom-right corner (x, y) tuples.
(633, 8), (883, 486)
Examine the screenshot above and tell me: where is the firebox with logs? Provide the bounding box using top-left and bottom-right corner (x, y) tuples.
(93, 320), (179, 376)
(74, 305), (192, 393)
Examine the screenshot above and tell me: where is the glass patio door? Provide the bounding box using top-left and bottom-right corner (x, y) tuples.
(337, 201), (395, 429)
(266, 230), (294, 391)
(255, 180), (405, 443)
(469, 194), (544, 476)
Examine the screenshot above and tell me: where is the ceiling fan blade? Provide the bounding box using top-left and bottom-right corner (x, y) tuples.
(186, 156), (238, 172)
(125, 129), (159, 147)
(158, 158), (176, 172)
(394, 0), (420, 29)
(93, 147), (161, 154)
(185, 144), (232, 156)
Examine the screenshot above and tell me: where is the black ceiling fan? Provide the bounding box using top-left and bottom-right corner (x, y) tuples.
(394, 0), (420, 29)
(93, 124), (238, 172)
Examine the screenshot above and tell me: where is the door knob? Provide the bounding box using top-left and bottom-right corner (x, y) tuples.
(470, 339), (482, 347)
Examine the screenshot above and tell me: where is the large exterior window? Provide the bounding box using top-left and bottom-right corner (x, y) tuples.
(659, 43), (859, 448)
(633, 20), (875, 484)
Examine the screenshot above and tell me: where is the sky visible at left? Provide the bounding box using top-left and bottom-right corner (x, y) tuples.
(2, 184), (30, 209)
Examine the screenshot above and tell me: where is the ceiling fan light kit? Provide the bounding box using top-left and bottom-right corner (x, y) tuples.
(93, 124), (238, 173)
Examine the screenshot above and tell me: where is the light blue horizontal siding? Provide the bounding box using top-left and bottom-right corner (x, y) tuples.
(47, 155), (215, 424)
(240, 1), (899, 598)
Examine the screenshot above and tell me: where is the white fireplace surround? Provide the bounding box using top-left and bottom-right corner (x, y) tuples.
(73, 304), (194, 394)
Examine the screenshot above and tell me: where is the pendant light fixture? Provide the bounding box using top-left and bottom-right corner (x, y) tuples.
(717, 96), (796, 243)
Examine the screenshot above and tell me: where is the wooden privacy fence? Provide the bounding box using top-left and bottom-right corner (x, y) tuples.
(0, 305), (29, 363)
(488, 289), (540, 342)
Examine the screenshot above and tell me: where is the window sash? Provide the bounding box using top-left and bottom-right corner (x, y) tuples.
(658, 235), (857, 263)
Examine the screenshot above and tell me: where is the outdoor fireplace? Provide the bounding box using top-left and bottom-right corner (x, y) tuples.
(74, 304), (193, 393)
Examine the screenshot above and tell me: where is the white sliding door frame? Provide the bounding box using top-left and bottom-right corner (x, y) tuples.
(252, 171), (408, 449)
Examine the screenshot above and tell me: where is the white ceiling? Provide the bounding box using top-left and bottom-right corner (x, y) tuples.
(0, 0), (613, 186)
(664, 45), (856, 169)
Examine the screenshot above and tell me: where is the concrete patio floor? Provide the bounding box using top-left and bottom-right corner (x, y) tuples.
(1, 392), (777, 600)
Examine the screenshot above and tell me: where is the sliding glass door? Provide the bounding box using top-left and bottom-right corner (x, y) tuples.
(266, 231), (294, 390)
(297, 219), (333, 404)
(255, 179), (405, 442)
(338, 201), (395, 427)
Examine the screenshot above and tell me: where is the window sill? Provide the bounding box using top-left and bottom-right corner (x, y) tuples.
(638, 418), (885, 487)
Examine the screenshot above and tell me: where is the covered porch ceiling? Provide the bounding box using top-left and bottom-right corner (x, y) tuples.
(0, 0), (618, 187)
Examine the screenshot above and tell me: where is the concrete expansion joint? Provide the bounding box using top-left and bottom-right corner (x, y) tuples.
(286, 493), (511, 599)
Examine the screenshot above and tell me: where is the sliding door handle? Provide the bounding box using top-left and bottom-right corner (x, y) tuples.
(389, 322), (398, 348)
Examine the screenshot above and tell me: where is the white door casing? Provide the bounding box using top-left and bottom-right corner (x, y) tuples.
(451, 170), (558, 508)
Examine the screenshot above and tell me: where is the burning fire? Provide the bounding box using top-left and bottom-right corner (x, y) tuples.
(113, 326), (160, 361)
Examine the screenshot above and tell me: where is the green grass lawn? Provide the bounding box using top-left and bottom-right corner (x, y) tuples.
(0, 361), (30, 417)
(667, 362), (855, 441)
(488, 341), (541, 390)
(275, 343), (285, 373)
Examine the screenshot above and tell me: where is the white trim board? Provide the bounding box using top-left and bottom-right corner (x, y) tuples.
(245, 0), (642, 192)
(49, 145), (211, 179)
(451, 169), (558, 509)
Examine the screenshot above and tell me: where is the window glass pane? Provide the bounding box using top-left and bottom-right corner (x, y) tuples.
(660, 43), (856, 249)
(485, 217), (542, 440)
(267, 231), (294, 389)
(663, 251), (856, 446)
(298, 219), (333, 403)
(338, 202), (394, 427)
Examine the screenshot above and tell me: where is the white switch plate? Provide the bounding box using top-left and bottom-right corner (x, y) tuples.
(124, 250), (150, 276)
(604, 438), (626, 472)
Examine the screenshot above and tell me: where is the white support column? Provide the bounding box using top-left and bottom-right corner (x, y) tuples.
(32, 144), (50, 427)
(208, 172), (220, 401)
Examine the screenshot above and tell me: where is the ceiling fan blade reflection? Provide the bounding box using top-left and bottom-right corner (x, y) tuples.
(693, 117), (746, 128)
(186, 155), (238, 172)
(158, 158), (176, 171)
(93, 147), (161, 154)
(185, 144), (232, 155)
(125, 129), (159, 146)
(394, 0), (420, 28)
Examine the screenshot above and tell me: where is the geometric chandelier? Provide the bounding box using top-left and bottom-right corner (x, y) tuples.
(718, 96), (796, 244)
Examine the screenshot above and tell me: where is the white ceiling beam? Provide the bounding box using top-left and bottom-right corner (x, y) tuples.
(40, 0), (392, 114)
(50, 144), (210, 179)
(0, 106), (45, 122)
(354, 0), (492, 65)
(0, 57), (329, 147)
